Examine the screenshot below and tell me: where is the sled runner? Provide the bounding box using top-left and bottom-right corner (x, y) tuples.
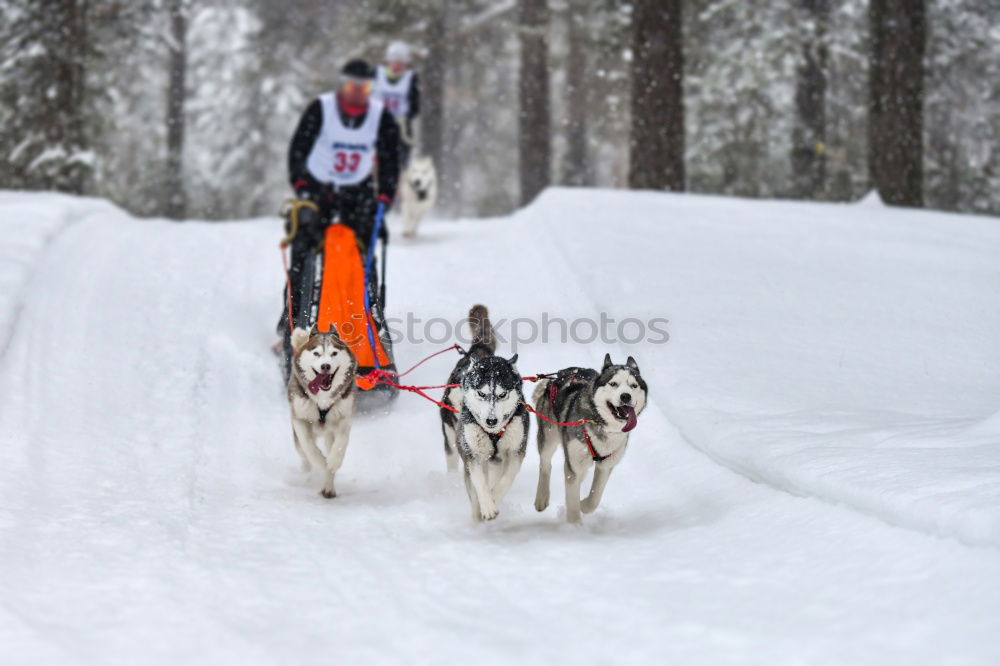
(280, 201), (398, 407)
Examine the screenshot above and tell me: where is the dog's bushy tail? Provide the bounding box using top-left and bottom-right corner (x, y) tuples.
(468, 304), (496, 352)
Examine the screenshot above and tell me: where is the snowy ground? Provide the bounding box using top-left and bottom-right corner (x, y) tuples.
(1, 189), (998, 665)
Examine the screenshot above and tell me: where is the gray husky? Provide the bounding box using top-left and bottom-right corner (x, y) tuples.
(533, 355), (647, 523)
(440, 305), (529, 521)
(287, 326), (358, 498)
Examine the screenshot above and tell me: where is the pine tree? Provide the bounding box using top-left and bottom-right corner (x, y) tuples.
(422, 2), (450, 203)
(165, 0), (188, 219)
(0, 1), (100, 193)
(791, 0), (830, 199)
(518, 0), (551, 205)
(924, 0), (1000, 214)
(561, 0), (591, 186)
(628, 0), (685, 191)
(869, 0), (926, 207)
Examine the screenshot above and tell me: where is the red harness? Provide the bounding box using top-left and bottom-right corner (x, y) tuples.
(547, 382), (608, 462)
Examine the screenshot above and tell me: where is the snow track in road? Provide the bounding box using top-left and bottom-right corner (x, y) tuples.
(0, 191), (998, 665)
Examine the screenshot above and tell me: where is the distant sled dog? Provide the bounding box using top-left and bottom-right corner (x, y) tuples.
(533, 355), (647, 523)
(440, 305), (529, 521)
(287, 326), (357, 498)
(399, 154), (437, 238)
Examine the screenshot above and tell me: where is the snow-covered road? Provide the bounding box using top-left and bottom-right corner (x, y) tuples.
(1, 190), (998, 664)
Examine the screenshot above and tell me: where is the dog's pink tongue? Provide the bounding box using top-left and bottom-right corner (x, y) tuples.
(308, 375), (326, 395)
(621, 405), (638, 432)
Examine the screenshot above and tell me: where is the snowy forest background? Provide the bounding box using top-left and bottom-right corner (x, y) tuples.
(0, 0), (997, 220)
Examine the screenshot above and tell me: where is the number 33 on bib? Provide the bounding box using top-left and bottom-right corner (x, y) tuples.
(305, 93), (383, 186)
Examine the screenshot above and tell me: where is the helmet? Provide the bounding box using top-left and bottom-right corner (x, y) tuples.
(341, 58), (375, 80)
(386, 41), (410, 63)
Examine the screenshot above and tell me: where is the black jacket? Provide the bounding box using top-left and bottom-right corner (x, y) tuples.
(406, 72), (420, 121)
(287, 96), (402, 201)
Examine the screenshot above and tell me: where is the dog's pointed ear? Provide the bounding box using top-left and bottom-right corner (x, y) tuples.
(309, 323), (319, 335)
(603, 353), (613, 369)
(326, 321), (339, 337)
(626, 356), (639, 371)
(509, 353), (518, 365)
(291, 327), (311, 353)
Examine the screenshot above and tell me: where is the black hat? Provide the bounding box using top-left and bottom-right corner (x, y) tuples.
(341, 59), (375, 80)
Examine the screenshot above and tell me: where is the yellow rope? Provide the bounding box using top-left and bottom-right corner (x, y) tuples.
(279, 198), (319, 247)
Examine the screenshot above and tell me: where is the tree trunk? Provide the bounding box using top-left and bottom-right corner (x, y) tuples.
(44, 0), (90, 194)
(562, 0), (590, 186)
(628, 0), (684, 191)
(518, 0), (551, 205)
(423, 1), (448, 204)
(165, 0), (187, 219)
(791, 0), (829, 199)
(868, 0), (926, 207)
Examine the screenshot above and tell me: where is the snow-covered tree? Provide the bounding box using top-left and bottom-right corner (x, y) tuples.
(0, 0), (123, 193)
(924, 0), (1000, 214)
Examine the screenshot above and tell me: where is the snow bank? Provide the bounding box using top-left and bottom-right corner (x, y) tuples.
(519, 187), (1000, 546)
(0, 193), (119, 353)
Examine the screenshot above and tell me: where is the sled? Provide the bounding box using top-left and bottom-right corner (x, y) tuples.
(281, 206), (398, 408)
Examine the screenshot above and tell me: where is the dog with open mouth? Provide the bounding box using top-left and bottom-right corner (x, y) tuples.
(532, 354), (647, 523)
(287, 325), (357, 498)
(440, 305), (529, 522)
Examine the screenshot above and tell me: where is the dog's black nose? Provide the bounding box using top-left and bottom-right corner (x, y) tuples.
(620, 393), (632, 404)
(320, 363), (331, 372)
(485, 417), (498, 427)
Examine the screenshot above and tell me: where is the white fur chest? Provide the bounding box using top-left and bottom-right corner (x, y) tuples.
(461, 416), (525, 462)
(291, 388), (354, 428)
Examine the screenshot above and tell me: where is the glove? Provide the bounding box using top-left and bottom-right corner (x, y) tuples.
(292, 177), (312, 201)
(292, 172), (330, 203)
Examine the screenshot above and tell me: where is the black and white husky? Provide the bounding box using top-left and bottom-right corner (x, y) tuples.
(532, 355), (647, 523)
(287, 326), (358, 498)
(440, 305), (529, 521)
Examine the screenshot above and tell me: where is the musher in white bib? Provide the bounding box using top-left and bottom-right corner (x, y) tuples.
(281, 58), (402, 335)
(373, 41), (420, 167)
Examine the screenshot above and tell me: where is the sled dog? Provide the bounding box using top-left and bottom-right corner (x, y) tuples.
(287, 325), (358, 498)
(533, 354), (647, 523)
(440, 305), (529, 521)
(400, 154), (437, 238)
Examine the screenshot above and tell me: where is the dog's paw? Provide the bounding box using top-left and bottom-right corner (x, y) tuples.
(581, 497), (598, 514)
(534, 495), (549, 512)
(565, 509), (583, 524)
(479, 503), (499, 521)
(320, 489), (337, 499)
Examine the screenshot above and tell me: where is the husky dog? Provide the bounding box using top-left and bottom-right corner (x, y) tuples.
(399, 154), (437, 238)
(440, 305), (529, 521)
(287, 325), (358, 498)
(533, 354), (647, 523)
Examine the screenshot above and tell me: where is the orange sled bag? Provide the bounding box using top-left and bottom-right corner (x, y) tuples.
(316, 224), (395, 393)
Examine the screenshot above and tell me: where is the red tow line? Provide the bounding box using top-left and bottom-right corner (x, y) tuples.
(359, 348), (602, 458)
(280, 244), (295, 337)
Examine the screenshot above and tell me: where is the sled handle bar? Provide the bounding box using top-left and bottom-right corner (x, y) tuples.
(362, 202), (387, 368)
